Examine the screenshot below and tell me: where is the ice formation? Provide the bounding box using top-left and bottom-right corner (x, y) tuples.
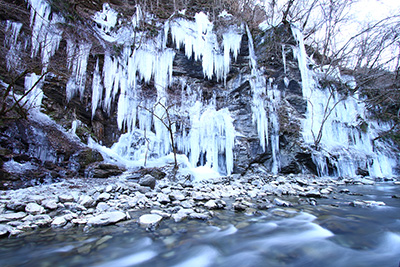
(88, 5), (240, 175)
(3, 0), (397, 178)
(24, 73), (44, 109)
(292, 26), (397, 177)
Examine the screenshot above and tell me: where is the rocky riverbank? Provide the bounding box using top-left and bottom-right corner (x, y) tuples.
(1, 168), (399, 238)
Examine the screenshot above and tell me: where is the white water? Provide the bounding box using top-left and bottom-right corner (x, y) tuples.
(292, 26), (398, 177)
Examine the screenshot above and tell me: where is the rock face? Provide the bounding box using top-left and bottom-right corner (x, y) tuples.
(0, 0), (398, 187)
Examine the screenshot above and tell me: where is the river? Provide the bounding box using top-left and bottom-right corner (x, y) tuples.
(0, 183), (399, 267)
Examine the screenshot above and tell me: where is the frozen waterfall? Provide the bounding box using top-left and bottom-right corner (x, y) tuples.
(292, 26), (397, 178)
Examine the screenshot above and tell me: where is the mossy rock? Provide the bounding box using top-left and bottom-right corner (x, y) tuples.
(72, 148), (104, 174)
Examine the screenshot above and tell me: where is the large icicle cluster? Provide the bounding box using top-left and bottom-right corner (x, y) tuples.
(246, 26), (281, 173)
(292, 26), (397, 177)
(87, 5), (242, 175)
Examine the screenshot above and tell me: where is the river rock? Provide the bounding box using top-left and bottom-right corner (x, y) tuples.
(0, 224), (11, 236)
(96, 202), (110, 212)
(79, 195), (95, 208)
(25, 203), (45, 214)
(170, 190), (185, 201)
(6, 201), (26, 211)
(151, 210), (171, 218)
(138, 214), (163, 227)
(273, 198), (292, 207)
(64, 202), (87, 212)
(189, 212), (210, 220)
(350, 200), (386, 207)
(139, 175), (156, 189)
(97, 192), (111, 202)
(172, 208), (193, 222)
(27, 215), (52, 226)
(157, 193), (170, 204)
(51, 216), (67, 228)
(87, 211), (127, 226)
(0, 212), (27, 222)
(59, 194), (75, 203)
(42, 199), (58, 210)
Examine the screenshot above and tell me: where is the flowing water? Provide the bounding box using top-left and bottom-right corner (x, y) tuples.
(0, 183), (399, 267)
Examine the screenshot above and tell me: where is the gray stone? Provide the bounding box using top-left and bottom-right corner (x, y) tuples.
(6, 201), (26, 211)
(97, 192), (111, 202)
(79, 195), (95, 208)
(139, 175), (156, 189)
(87, 211), (127, 226)
(64, 202), (87, 212)
(157, 193), (170, 204)
(59, 194), (75, 203)
(51, 216), (67, 228)
(0, 212), (27, 222)
(172, 208), (193, 222)
(0, 224), (11, 236)
(189, 212), (210, 220)
(273, 198), (292, 207)
(96, 202), (110, 212)
(204, 200), (218, 209)
(170, 190), (185, 201)
(30, 215), (52, 226)
(25, 203), (45, 215)
(138, 214), (163, 227)
(105, 185), (114, 193)
(42, 199), (58, 210)
(151, 210), (171, 218)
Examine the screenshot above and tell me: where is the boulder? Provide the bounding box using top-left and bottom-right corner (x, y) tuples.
(87, 163), (126, 178)
(139, 175), (156, 189)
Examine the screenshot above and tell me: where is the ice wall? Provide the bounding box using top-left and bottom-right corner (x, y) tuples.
(246, 26), (281, 173)
(88, 6), (241, 175)
(292, 26), (397, 177)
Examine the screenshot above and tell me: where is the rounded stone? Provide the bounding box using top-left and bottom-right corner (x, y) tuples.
(138, 214), (163, 227)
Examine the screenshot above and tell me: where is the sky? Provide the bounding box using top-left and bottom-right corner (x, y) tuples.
(353, 0), (400, 23)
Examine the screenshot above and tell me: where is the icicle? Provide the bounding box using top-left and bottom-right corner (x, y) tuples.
(66, 42), (92, 101)
(282, 44), (287, 74)
(246, 25), (269, 150)
(4, 21), (23, 71)
(27, 0), (64, 72)
(268, 79), (281, 173)
(91, 59), (103, 117)
(169, 12), (241, 83)
(24, 73), (43, 109)
(187, 102), (235, 175)
(293, 25), (398, 177)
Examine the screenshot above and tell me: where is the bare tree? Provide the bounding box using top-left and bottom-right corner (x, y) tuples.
(138, 101), (180, 171)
